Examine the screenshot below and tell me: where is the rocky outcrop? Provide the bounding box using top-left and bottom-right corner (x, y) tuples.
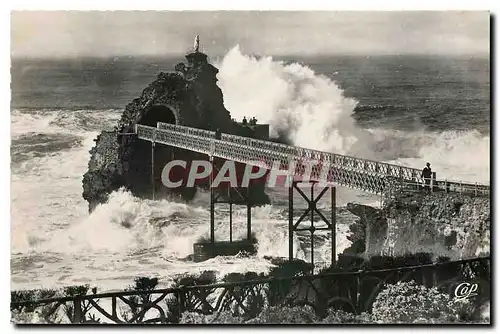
(82, 50), (270, 211)
(382, 192), (490, 259)
(344, 203), (387, 255)
(82, 132), (125, 212)
(345, 191), (490, 260)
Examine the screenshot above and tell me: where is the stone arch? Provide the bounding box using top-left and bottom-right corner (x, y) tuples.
(138, 105), (177, 127)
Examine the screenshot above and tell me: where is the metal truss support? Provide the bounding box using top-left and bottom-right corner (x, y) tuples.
(246, 187), (252, 240)
(151, 141), (156, 200)
(229, 187), (233, 242)
(209, 155), (215, 243)
(208, 158), (253, 243)
(288, 180), (336, 268)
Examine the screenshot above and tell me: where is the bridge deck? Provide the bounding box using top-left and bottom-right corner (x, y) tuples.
(135, 122), (489, 196)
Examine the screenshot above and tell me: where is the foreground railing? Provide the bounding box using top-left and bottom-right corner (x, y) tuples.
(11, 256), (490, 324)
(135, 123), (489, 196)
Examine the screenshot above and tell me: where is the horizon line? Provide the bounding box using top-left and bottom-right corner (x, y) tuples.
(11, 52), (490, 61)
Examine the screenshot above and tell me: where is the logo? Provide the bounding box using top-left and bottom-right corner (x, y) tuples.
(454, 282), (479, 301)
(160, 159), (335, 189)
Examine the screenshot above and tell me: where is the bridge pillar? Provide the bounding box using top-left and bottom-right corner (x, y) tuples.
(288, 180), (337, 269)
(246, 187), (252, 240)
(229, 189), (233, 242)
(209, 156), (215, 243)
(431, 172), (436, 192)
(194, 158), (256, 262)
(209, 186), (252, 242)
(208, 158), (253, 243)
(151, 141), (156, 200)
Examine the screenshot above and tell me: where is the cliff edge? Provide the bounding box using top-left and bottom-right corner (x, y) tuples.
(346, 191), (489, 260)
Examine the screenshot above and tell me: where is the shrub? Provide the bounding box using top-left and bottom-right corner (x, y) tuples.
(180, 311), (213, 324)
(371, 281), (474, 323)
(166, 271), (218, 323)
(174, 271), (217, 287)
(321, 309), (374, 324)
(246, 305), (318, 324)
(318, 254), (366, 274)
(131, 277), (158, 291)
(11, 286), (92, 324)
(121, 277), (160, 323)
(11, 309), (38, 324)
(265, 257), (313, 277)
(64, 285), (89, 297)
(180, 310), (243, 324)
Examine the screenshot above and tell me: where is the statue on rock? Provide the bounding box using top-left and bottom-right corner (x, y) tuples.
(82, 37), (270, 212)
(194, 35), (200, 52)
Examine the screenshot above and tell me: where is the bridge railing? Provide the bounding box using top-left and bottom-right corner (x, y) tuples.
(385, 178), (490, 197)
(153, 123), (422, 183)
(195, 126), (425, 180)
(135, 123), (489, 195)
(137, 123), (213, 153)
(157, 122), (216, 140)
(10, 256), (490, 324)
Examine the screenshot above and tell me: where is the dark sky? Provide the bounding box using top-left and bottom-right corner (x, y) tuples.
(11, 11), (490, 58)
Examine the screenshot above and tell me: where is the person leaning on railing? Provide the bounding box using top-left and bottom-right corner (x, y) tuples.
(421, 162), (432, 191)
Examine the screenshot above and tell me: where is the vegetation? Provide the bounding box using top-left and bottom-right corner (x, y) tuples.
(178, 281), (484, 324)
(371, 281), (475, 324)
(11, 285), (97, 324)
(11, 255), (489, 324)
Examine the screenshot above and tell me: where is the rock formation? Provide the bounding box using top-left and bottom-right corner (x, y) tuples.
(345, 191), (490, 260)
(344, 203), (387, 255)
(83, 47), (270, 211)
(382, 191), (490, 259)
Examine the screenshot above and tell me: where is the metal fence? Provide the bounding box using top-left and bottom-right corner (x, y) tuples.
(11, 256), (490, 324)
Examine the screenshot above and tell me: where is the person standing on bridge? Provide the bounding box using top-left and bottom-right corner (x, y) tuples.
(421, 162), (432, 191)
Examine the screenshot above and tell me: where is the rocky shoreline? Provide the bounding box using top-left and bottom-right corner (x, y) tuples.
(345, 191), (490, 261)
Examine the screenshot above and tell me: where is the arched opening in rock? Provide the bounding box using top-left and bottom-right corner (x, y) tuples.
(131, 104), (197, 201)
(139, 105), (176, 126)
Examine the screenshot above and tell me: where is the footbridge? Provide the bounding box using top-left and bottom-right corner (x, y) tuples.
(135, 122), (490, 196)
(132, 121), (489, 266)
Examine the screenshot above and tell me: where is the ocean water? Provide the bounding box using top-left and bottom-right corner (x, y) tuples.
(10, 47), (490, 291)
